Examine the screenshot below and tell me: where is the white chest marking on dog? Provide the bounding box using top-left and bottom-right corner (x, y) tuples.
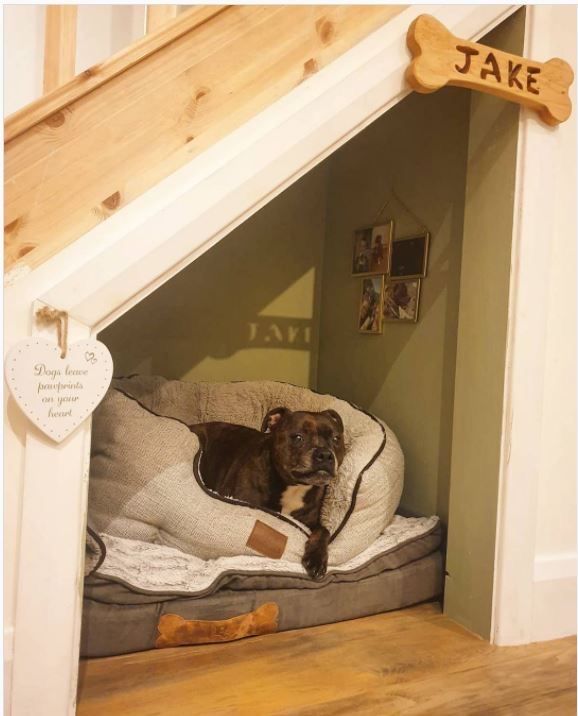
(281, 485), (313, 516)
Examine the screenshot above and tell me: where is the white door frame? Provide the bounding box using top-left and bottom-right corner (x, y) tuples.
(491, 4), (577, 646)
(9, 4), (566, 713)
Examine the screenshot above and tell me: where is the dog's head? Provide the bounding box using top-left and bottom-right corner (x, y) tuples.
(261, 407), (346, 486)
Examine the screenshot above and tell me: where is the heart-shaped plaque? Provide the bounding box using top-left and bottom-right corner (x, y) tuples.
(5, 338), (113, 443)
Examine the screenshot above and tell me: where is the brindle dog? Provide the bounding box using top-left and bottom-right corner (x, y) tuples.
(189, 407), (346, 579)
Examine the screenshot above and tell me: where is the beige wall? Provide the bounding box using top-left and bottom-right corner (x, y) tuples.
(317, 87), (471, 525)
(3, 5), (45, 116)
(3, 5), (145, 117)
(75, 5), (145, 75)
(100, 164), (329, 388)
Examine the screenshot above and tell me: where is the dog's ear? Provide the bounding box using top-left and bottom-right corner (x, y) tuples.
(322, 409), (344, 434)
(261, 407), (289, 433)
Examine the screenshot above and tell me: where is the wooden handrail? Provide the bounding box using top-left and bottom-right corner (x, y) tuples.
(5, 5), (229, 143)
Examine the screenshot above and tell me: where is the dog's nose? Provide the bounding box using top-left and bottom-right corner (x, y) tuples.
(313, 448), (333, 463)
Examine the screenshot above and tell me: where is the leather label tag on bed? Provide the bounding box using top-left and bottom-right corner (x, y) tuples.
(246, 520), (288, 559)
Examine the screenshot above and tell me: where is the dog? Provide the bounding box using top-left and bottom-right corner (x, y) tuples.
(189, 407), (346, 579)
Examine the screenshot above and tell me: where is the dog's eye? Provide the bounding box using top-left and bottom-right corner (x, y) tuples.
(333, 435), (341, 444)
(291, 434), (303, 443)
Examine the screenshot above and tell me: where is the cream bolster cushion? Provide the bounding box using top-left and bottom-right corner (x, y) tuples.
(88, 376), (404, 565)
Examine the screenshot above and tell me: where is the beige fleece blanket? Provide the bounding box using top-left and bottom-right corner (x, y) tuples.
(93, 516), (438, 596)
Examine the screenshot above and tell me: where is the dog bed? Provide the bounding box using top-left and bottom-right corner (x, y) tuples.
(81, 515), (443, 657)
(88, 376), (404, 566)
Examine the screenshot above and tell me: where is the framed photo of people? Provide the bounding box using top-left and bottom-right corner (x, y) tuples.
(390, 232), (430, 279)
(358, 276), (385, 334)
(352, 221), (394, 276)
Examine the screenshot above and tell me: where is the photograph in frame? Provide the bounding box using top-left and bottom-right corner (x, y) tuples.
(352, 221), (394, 276)
(383, 278), (421, 323)
(358, 275), (385, 334)
(390, 232), (430, 279)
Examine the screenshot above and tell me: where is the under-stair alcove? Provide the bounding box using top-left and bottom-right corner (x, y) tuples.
(91, 7), (523, 660)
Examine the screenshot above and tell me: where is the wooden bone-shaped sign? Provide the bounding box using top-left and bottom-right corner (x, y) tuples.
(406, 15), (574, 126)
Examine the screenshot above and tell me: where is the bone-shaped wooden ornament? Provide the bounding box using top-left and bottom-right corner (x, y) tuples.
(406, 15), (574, 126)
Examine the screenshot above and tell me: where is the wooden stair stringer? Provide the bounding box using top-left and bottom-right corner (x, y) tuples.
(4, 5), (405, 274)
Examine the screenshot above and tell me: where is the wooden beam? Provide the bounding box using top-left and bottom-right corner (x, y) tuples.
(5, 6), (404, 272)
(43, 5), (78, 94)
(146, 5), (179, 34)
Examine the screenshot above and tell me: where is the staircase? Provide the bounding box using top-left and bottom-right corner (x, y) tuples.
(4, 5), (404, 273)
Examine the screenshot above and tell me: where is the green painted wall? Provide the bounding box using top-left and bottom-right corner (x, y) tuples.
(317, 87), (471, 526)
(100, 164), (328, 388)
(444, 10), (525, 638)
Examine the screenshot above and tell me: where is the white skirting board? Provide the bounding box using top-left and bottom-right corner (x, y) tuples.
(4, 626), (14, 715)
(532, 554), (577, 642)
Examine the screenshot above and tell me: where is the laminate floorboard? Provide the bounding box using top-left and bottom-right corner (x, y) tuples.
(76, 603), (576, 715)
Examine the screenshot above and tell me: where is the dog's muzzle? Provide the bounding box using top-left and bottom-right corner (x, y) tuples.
(312, 447), (335, 475)
(292, 448), (336, 484)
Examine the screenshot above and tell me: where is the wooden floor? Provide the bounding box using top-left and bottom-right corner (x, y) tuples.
(77, 604), (576, 715)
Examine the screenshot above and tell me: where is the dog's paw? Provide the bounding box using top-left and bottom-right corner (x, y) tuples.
(302, 547), (328, 581)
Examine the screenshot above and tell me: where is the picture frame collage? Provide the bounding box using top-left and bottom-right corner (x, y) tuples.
(353, 221), (430, 334)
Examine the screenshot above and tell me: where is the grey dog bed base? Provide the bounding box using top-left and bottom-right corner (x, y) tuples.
(81, 523), (443, 658)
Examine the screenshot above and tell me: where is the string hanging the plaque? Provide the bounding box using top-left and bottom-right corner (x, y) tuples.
(35, 306), (69, 359)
